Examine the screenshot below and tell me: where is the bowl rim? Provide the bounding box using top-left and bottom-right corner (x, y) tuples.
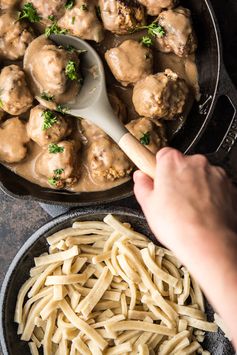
(0, 206), (146, 355)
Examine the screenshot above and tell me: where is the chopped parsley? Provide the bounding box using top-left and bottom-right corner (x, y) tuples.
(96, 6), (101, 20)
(48, 177), (58, 186)
(80, 4), (88, 11)
(145, 22), (165, 38)
(140, 132), (151, 146)
(0, 98), (3, 108)
(57, 104), (69, 114)
(65, 60), (78, 81)
(48, 15), (55, 21)
(18, 2), (41, 23)
(45, 21), (67, 37)
(54, 168), (64, 176)
(65, 0), (75, 9)
(48, 143), (65, 154)
(140, 36), (153, 47)
(40, 92), (54, 102)
(48, 168), (64, 186)
(71, 16), (75, 24)
(42, 110), (58, 130)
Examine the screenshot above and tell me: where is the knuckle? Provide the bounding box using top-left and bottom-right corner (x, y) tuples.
(192, 154), (208, 166)
(156, 147), (182, 163)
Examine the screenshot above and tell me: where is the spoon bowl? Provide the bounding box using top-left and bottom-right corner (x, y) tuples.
(51, 34), (156, 178)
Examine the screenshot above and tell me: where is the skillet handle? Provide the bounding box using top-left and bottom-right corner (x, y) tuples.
(205, 66), (237, 165)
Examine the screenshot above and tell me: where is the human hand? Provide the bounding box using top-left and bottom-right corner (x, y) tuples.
(134, 147), (237, 256)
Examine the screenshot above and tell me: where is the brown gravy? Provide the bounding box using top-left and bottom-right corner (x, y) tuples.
(2, 16), (199, 193)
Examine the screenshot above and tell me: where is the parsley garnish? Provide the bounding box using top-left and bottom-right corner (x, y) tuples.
(18, 2), (41, 23)
(140, 132), (151, 146)
(0, 98), (3, 108)
(45, 21), (67, 37)
(71, 16), (75, 24)
(48, 178), (57, 186)
(145, 22), (165, 38)
(65, 0), (75, 9)
(42, 110), (58, 130)
(65, 60), (78, 81)
(140, 36), (153, 47)
(96, 6), (101, 20)
(54, 168), (64, 175)
(48, 15), (55, 21)
(57, 104), (69, 114)
(48, 143), (64, 154)
(40, 92), (54, 102)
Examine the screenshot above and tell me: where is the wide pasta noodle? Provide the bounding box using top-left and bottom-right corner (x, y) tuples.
(15, 215), (217, 354)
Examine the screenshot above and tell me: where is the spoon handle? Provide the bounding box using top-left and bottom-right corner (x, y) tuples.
(118, 133), (156, 179)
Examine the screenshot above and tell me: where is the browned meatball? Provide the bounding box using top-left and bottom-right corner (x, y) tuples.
(27, 105), (71, 147)
(24, 36), (81, 105)
(105, 40), (153, 87)
(35, 141), (79, 188)
(0, 65), (33, 115)
(87, 137), (133, 182)
(137, 0), (178, 16)
(99, 0), (146, 35)
(58, 0), (104, 42)
(0, 11), (35, 60)
(21, 0), (67, 26)
(155, 7), (197, 57)
(126, 117), (167, 154)
(0, 117), (30, 163)
(0, 0), (19, 10)
(132, 69), (189, 120)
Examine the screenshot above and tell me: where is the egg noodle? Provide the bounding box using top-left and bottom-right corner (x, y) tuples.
(15, 214), (218, 354)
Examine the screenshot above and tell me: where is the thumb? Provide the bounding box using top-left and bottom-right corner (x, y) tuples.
(133, 170), (153, 207)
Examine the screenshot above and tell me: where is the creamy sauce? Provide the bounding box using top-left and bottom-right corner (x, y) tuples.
(1, 7), (199, 193)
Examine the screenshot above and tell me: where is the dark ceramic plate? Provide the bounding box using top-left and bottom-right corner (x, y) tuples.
(0, 207), (234, 354)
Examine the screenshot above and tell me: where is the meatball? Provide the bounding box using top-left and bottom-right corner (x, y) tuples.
(24, 36), (81, 104)
(88, 137), (133, 182)
(27, 105), (71, 147)
(0, 117), (30, 163)
(108, 92), (127, 123)
(105, 40), (153, 87)
(126, 117), (166, 154)
(21, 0), (67, 26)
(0, 0), (19, 10)
(137, 0), (177, 16)
(35, 141), (78, 188)
(132, 69), (189, 120)
(99, 0), (146, 35)
(155, 7), (197, 57)
(0, 65), (33, 115)
(0, 11), (35, 60)
(58, 0), (104, 43)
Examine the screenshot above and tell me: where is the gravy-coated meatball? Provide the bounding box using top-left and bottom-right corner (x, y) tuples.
(108, 92), (127, 122)
(0, 11), (35, 60)
(105, 40), (153, 87)
(0, 65), (33, 115)
(27, 105), (71, 147)
(126, 117), (166, 154)
(137, 0), (177, 16)
(88, 137), (133, 182)
(133, 69), (189, 120)
(0, 117), (30, 163)
(58, 0), (104, 42)
(0, 0), (19, 10)
(22, 0), (67, 25)
(99, 0), (146, 35)
(24, 36), (81, 104)
(155, 7), (197, 57)
(36, 141), (78, 188)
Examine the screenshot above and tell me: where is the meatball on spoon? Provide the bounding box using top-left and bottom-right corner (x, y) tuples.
(51, 34), (156, 179)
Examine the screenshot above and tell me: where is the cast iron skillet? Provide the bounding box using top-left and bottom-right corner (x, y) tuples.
(1, 0), (237, 206)
(0, 207), (235, 355)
